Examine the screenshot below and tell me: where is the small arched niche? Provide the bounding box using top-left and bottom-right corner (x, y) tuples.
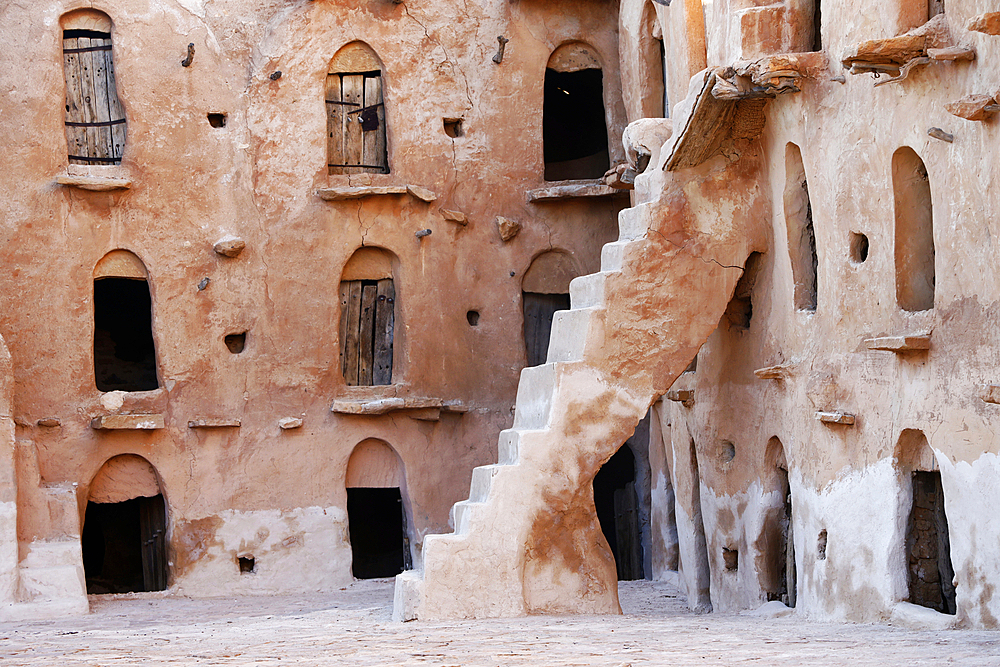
(82, 455), (168, 593)
(544, 43), (610, 181)
(339, 247), (397, 386)
(784, 143), (817, 312)
(326, 42), (388, 175)
(522, 251), (578, 367)
(93, 250), (159, 392)
(894, 429), (955, 615)
(61, 9), (126, 166)
(758, 437), (796, 607)
(345, 439), (412, 578)
(893, 147), (935, 311)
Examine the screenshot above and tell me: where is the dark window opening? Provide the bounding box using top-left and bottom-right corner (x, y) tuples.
(762, 467), (796, 607)
(340, 279), (394, 386)
(812, 0), (823, 51)
(723, 252), (764, 330)
(225, 332), (247, 354)
(327, 70), (388, 174)
(94, 277), (158, 392)
(906, 471), (956, 614)
(893, 147), (935, 311)
(208, 113), (227, 128)
(63, 27), (126, 165)
(522, 292), (570, 367)
(594, 445), (644, 580)
(443, 118), (464, 138)
(238, 555), (256, 574)
(347, 487), (410, 579)
(658, 38), (669, 118)
(543, 68), (609, 181)
(466, 310), (480, 326)
(82, 494), (168, 594)
(723, 547), (739, 571)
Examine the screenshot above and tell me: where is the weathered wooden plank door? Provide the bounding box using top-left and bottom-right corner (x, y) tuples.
(63, 30), (126, 164)
(326, 72), (388, 174)
(340, 279), (394, 385)
(522, 292), (570, 367)
(373, 279), (394, 385)
(139, 495), (168, 592)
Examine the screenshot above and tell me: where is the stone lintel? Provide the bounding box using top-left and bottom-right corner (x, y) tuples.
(56, 175), (132, 191)
(332, 397), (466, 416)
(816, 411), (855, 425)
(864, 335), (931, 352)
(188, 418), (241, 428)
(315, 185), (437, 202)
(526, 180), (624, 202)
(91, 414), (165, 430)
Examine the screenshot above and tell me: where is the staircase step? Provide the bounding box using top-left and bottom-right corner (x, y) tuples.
(451, 500), (486, 534)
(618, 205), (649, 240)
(570, 272), (610, 309)
(512, 364), (557, 430)
(498, 429), (520, 465)
(601, 241), (632, 272)
(546, 307), (602, 363)
(469, 465), (504, 503)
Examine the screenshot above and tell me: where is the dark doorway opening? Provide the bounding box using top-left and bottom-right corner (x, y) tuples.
(594, 445), (643, 580)
(347, 487), (411, 579)
(765, 467), (796, 607)
(543, 68), (609, 181)
(522, 292), (570, 367)
(82, 494), (168, 594)
(94, 277), (158, 392)
(906, 471), (956, 614)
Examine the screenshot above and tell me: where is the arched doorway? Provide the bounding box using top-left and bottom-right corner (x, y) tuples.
(82, 455), (168, 593)
(544, 42), (610, 180)
(346, 439), (412, 578)
(759, 437), (795, 607)
(522, 251), (578, 367)
(594, 432), (649, 581)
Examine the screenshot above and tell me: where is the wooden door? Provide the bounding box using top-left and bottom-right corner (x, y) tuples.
(522, 292), (570, 367)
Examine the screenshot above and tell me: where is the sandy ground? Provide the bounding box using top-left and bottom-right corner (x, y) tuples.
(2, 579), (1000, 666)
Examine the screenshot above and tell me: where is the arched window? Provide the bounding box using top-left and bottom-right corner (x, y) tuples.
(61, 10), (126, 165)
(893, 147), (935, 311)
(339, 247), (396, 385)
(543, 43), (609, 181)
(784, 143), (817, 312)
(345, 439), (412, 578)
(93, 250), (158, 392)
(326, 42), (388, 175)
(83, 455), (168, 593)
(522, 251), (579, 367)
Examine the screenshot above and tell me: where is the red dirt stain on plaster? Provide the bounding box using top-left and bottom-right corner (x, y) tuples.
(172, 515), (224, 577)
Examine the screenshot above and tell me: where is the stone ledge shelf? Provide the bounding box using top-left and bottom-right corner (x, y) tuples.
(755, 364), (793, 380)
(665, 389), (694, 406)
(188, 418), (241, 428)
(91, 414), (165, 430)
(56, 175), (132, 191)
(526, 180), (625, 203)
(315, 184), (437, 202)
(332, 397), (467, 422)
(865, 335), (931, 352)
(816, 411), (855, 425)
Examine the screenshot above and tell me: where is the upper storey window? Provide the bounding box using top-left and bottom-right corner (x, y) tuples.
(62, 10), (126, 165)
(543, 43), (610, 181)
(326, 42), (389, 175)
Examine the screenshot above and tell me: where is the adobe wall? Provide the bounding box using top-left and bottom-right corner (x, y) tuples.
(626, 0), (1000, 629)
(0, 0), (625, 602)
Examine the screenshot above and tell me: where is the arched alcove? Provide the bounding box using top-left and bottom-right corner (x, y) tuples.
(339, 247), (397, 386)
(758, 437), (795, 607)
(642, 1), (668, 118)
(544, 43), (609, 181)
(345, 439), (412, 578)
(61, 9), (126, 165)
(82, 455), (167, 593)
(784, 144), (817, 311)
(895, 429), (955, 614)
(327, 42), (388, 174)
(93, 250), (158, 392)
(893, 147), (935, 312)
(522, 251), (578, 367)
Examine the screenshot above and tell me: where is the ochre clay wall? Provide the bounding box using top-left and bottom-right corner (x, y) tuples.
(0, 0), (626, 607)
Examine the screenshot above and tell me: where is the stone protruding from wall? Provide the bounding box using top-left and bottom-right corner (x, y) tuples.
(396, 99), (766, 619)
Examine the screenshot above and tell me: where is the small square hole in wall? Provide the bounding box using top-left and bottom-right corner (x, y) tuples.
(238, 555), (256, 574)
(466, 310), (480, 326)
(850, 232), (869, 264)
(443, 118), (464, 138)
(225, 332), (247, 354)
(208, 113), (228, 128)
(818, 529), (828, 560)
(723, 547), (739, 571)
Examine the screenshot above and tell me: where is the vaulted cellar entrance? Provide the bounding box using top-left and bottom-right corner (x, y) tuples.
(346, 440), (412, 579)
(82, 455), (168, 594)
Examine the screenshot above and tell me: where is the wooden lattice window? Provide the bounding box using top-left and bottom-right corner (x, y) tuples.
(340, 279), (394, 386)
(326, 43), (388, 175)
(62, 11), (126, 165)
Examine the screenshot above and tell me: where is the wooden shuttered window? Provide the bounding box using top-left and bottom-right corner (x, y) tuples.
(326, 72), (388, 174)
(63, 29), (126, 165)
(340, 279), (394, 385)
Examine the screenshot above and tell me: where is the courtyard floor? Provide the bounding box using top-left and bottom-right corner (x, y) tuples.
(2, 579), (999, 666)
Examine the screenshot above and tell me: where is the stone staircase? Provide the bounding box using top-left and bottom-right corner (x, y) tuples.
(395, 135), (767, 619)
